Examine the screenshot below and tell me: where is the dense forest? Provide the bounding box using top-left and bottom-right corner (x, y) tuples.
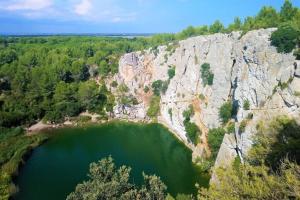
(0, 0), (300, 199)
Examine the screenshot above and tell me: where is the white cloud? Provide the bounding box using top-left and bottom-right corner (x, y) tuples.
(0, 0), (139, 23)
(4, 0), (53, 11)
(74, 0), (92, 16)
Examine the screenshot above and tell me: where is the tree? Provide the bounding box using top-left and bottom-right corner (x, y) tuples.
(184, 120), (201, 145)
(271, 23), (299, 53)
(209, 20), (224, 33)
(71, 60), (89, 82)
(200, 63), (214, 86)
(243, 99), (250, 110)
(208, 128), (226, 160)
(219, 101), (233, 124)
(255, 6), (279, 28)
(199, 161), (300, 200)
(168, 67), (176, 79)
(66, 157), (167, 200)
(78, 81), (105, 112)
(280, 0), (297, 22)
(151, 80), (163, 96)
(0, 49), (17, 66)
(227, 17), (242, 32)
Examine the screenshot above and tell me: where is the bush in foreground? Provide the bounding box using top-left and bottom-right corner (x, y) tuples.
(67, 157), (167, 200)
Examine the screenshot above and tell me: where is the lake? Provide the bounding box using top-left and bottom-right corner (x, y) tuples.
(14, 122), (209, 200)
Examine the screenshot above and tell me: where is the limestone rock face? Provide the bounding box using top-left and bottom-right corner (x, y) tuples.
(113, 28), (300, 161)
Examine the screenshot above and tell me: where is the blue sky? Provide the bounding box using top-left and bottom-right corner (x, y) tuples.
(0, 0), (299, 34)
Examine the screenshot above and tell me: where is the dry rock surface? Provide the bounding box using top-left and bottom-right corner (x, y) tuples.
(112, 28), (300, 165)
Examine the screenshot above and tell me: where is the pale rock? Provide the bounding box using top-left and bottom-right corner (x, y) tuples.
(112, 28), (300, 168)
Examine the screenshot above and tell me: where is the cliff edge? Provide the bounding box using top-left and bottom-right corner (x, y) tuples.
(110, 28), (300, 166)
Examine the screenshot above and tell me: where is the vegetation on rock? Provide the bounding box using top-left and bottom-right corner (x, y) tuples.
(182, 105), (201, 145)
(219, 101), (233, 124)
(200, 63), (214, 86)
(199, 116), (300, 200)
(207, 128), (226, 161)
(147, 96), (161, 118)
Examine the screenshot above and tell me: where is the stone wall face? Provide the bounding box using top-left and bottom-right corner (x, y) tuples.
(112, 28), (300, 164)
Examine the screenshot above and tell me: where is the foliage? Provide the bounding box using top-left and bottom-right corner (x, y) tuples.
(199, 160), (300, 200)
(147, 96), (161, 118)
(184, 120), (201, 145)
(182, 105), (194, 120)
(151, 80), (163, 96)
(226, 122), (235, 134)
(249, 116), (300, 169)
(243, 99), (250, 110)
(118, 83), (129, 93)
(200, 63), (214, 86)
(168, 108), (172, 121)
(120, 95), (139, 106)
(67, 157), (167, 200)
(0, 127), (47, 199)
(270, 23), (299, 53)
(207, 128), (226, 161)
(168, 67), (176, 79)
(219, 101), (233, 124)
(111, 81), (118, 88)
(182, 105), (200, 145)
(209, 20), (225, 33)
(143, 85), (150, 93)
(239, 120), (248, 133)
(151, 80), (169, 96)
(199, 116), (300, 200)
(198, 94), (205, 101)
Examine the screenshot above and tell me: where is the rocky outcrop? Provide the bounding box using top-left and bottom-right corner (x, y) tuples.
(112, 28), (300, 164)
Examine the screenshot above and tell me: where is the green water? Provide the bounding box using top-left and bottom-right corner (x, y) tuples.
(14, 122), (209, 200)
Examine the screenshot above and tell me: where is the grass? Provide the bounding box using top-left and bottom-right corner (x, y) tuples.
(0, 127), (48, 200)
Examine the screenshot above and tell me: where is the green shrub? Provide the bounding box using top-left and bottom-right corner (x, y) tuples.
(151, 80), (169, 96)
(200, 63), (214, 86)
(67, 157), (167, 200)
(243, 99), (250, 110)
(182, 105), (194, 120)
(184, 120), (201, 145)
(199, 94), (205, 100)
(161, 80), (170, 94)
(77, 115), (92, 123)
(147, 96), (160, 118)
(151, 80), (163, 96)
(226, 121), (235, 134)
(143, 85), (150, 93)
(208, 128), (226, 160)
(120, 95), (138, 106)
(239, 120), (248, 133)
(118, 83), (129, 93)
(219, 101), (233, 124)
(111, 81), (118, 88)
(271, 23), (299, 53)
(168, 108), (172, 121)
(168, 67), (176, 79)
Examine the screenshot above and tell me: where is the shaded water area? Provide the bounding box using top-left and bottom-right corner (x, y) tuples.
(14, 122), (209, 200)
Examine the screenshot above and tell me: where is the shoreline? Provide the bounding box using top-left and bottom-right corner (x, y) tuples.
(26, 117), (195, 153)
(9, 118), (204, 199)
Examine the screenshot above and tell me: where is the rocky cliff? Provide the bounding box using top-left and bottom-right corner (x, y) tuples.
(110, 28), (300, 167)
